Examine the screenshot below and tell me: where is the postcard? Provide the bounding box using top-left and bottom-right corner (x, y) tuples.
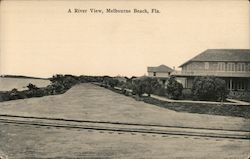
(0, 0), (249, 158)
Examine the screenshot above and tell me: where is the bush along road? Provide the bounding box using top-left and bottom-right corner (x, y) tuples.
(97, 83), (250, 119)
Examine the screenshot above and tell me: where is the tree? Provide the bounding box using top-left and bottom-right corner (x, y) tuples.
(154, 86), (166, 96)
(25, 83), (46, 97)
(9, 88), (26, 100)
(27, 83), (38, 90)
(166, 77), (183, 99)
(192, 76), (229, 101)
(103, 77), (119, 88)
(143, 77), (161, 97)
(132, 79), (145, 97)
(9, 88), (19, 100)
(50, 74), (64, 83)
(50, 81), (66, 94)
(214, 78), (229, 101)
(109, 78), (119, 88)
(49, 74), (78, 93)
(132, 77), (161, 97)
(25, 83), (38, 97)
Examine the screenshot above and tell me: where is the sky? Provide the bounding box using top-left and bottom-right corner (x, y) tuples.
(0, 0), (249, 78)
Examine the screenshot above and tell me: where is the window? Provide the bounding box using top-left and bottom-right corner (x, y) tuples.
(232, 63), (235, 71)
(218, 62), (225, 71)
(232, 80), (235, 90)
(237, 63), (245, 72)
(227, 63), (235, 71)
(233, 80), (247, 91)
(205, 62), (209, 70)
(162, 79), (166, 85)
(227, 79), (231, 90)
(153, 72), (156, 76)
(237, 80), (246, 90)
(242, 63), (245, 71)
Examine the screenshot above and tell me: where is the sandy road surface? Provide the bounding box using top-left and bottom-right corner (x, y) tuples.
(0, 83), (249, 158)
(0, 115), (249, 140)
(0, 122), (249, 159)
(0, 83), (249, 131)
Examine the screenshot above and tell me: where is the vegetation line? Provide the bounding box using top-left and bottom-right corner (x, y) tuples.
(98, 84), (250, 119)
(1, 74), (249, 118)
(1, 75), (48, 80)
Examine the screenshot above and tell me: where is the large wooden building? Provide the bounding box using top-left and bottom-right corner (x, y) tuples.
(173, 49), (250, 99)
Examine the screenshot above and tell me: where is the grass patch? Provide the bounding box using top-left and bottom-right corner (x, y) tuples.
(104, 85), (250, 118)
(141, 97), (250, 118)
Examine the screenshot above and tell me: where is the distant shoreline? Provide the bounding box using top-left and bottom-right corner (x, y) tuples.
(0, 75), (49, 80)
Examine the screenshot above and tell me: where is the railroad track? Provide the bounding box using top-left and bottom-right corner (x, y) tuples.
(0, 114), (249, 140)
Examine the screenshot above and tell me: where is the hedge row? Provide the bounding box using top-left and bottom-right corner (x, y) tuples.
(0, 74), (105, 102)
(98, 83), (250, 118)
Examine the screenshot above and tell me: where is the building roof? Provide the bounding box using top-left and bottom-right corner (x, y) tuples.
(147, 64), (174, 73)
(179, 49), (250, 67)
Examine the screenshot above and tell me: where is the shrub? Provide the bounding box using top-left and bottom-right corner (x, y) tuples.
(0, 92), (10, 102)
(9, 88), (20, 100)
(9, 88), (27, 100)
(132, 79), (144, 97)
(192, 76), (229, 101)
(143, 77), (161, 97)
(0, 74), (79, 102)
(25, 83), (39, 97)
(214, 78), (229, 101)
(123, 80), (133, 90)
(50, 81), (66, 94)
(33, 88), (46, 97)
(103, 77), (119, 88)
(109, 78), (119, 88)
(27, 83), (38, 90)
(49, 74), (78, 93)
(132, 77), (161, 97)
(153, 86), (166, 96)
(166, 77), (183, 99)
(182, 89), (192, 99)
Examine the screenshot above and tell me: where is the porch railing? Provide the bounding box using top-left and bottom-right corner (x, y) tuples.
(172, 70), (250, 77)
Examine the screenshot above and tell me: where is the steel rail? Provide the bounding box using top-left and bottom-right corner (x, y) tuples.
(0, 114), (249, 132)
(0, 116), (249, 140)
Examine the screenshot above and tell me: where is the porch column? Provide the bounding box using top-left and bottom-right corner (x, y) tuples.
(229, 78), (232, 90)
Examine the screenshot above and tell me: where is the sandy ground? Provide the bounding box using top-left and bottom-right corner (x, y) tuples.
(0, 83), (249, 131)
(0, 83), (249, 158)
(0, 123), (249, 159)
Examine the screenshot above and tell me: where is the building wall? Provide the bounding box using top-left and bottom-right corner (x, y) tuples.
(148, 72), (171, 78)
(176, 77), (193, 89)
(225, 78), (250, 91)
(179, 61), (250, 100)
(176, 77), (186, 87)
(186, 78), (194, 89)
(181, 77), (250, 90)
(182, 62), (250, 72)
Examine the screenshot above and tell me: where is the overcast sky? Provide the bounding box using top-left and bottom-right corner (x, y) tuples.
(0, 0), (249, 78)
